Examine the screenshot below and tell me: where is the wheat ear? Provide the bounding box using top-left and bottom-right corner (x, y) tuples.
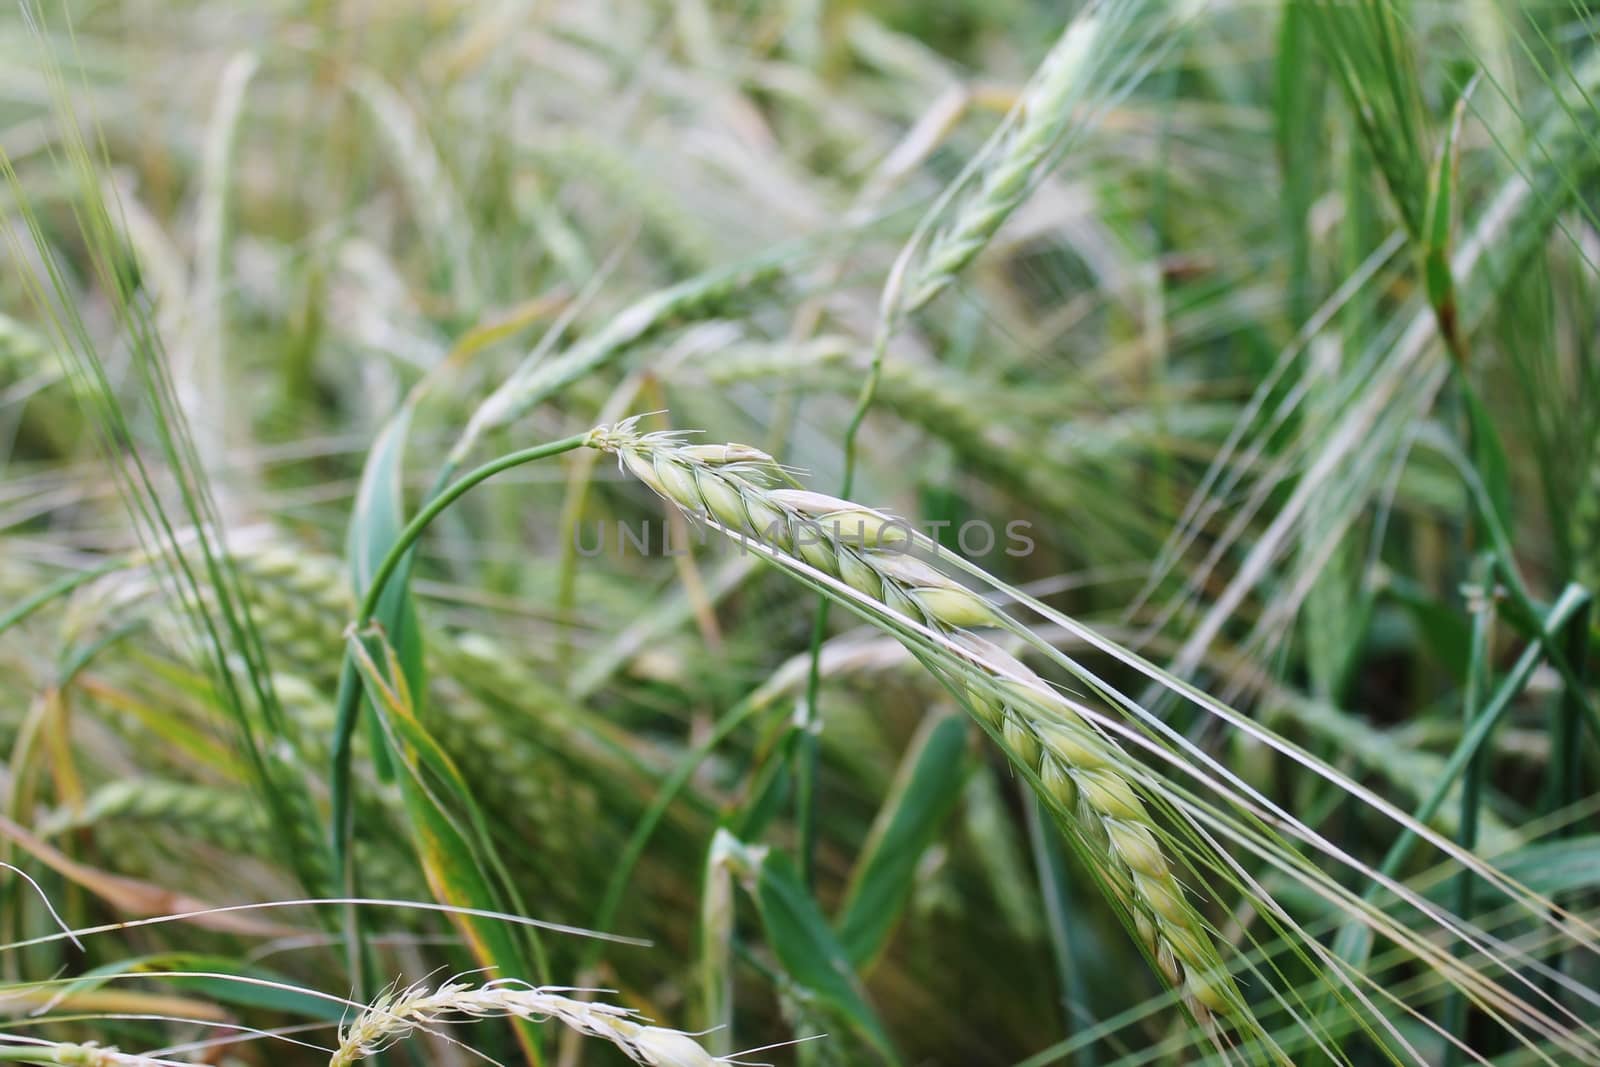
(588, 418), (1243, 1029)
(453, 257), (785, 466)
(39, 779), (260, 850)
(904, 13), (1101, 311)
(331, 980), (737, 1067)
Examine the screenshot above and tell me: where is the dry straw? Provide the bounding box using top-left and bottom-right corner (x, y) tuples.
(331, 979), (740, 1067)
(588, 418), (1244, 1031)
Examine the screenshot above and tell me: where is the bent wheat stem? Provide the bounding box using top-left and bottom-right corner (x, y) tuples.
(329, 434), (589, 889)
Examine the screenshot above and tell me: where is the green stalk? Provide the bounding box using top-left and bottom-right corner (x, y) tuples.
(328, 432), (590, 979)
(331, 431), (588, 834)
(1328, 582), (1591, 973)
(1541, 599), (1593, 1009)
(1551, 607), (1590, 829)
(580, 695), (770, 978)
(797, 310), (899, 886)
(1026, 793), (1099, 1067)
(794, 441), (867, 886)
(793, 213), (927, 882)
(1439, 431), (1600, 745)
(1443, 555), (1495, 1067)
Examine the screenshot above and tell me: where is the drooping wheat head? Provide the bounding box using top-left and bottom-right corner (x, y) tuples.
(587, 418), (1246, 1033)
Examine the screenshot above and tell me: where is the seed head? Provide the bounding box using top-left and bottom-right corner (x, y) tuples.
(906, 13), (1101, 311)
(590, 419), (998, 637)
(590, 419), (1245, 1030)
(331, 979), (736, 1067)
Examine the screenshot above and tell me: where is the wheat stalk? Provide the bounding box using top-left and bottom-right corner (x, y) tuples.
(347, 70), (481, 309)
(330, 979), (739, 1067)
(1573, 441), (1600, 589)
(587, 417), (1244, 1031)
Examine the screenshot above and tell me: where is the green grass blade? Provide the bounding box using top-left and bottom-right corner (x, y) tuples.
(834, 712), (968, 968)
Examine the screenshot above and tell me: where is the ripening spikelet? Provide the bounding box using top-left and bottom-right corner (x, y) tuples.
(40, 779), (260, 852)
(41, 775), (422, 906)
(588, 419), (1245, 1030)
(592, 421), (995, 632)
(456, 258), (786, 463)
(531, 132), (720, 269)
(953, 635), (1239, 1024)
(229, 540), (351, 684)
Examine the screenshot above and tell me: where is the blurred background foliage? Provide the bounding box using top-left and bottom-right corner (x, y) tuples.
(0, 0), (1597, 1064)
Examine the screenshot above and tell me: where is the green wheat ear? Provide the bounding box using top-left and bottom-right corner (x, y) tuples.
(905, 12), (1103, 312)
(590, 418), (1253, 1038)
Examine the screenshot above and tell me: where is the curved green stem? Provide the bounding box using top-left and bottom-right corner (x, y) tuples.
(356, 438), (587, 625)
(797, 252), (914, 886)
(328, 432), (590, 907)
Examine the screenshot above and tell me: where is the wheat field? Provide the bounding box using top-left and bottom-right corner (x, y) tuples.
(1, 1), (1597, 1064)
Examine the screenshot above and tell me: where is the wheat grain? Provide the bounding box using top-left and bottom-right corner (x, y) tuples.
(588, 418), (1243, 1028)
(330, 979), (738, 1067)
